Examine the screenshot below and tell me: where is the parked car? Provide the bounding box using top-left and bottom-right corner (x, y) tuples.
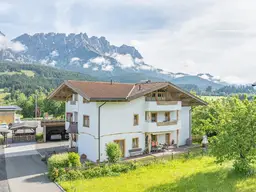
(0, 123), (8, 129)
(47, 130), (62, 141)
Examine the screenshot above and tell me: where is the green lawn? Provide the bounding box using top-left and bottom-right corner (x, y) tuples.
(59, 157), (256, 192)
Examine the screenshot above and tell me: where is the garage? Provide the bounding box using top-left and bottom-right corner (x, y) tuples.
(41, 120), (69, 142)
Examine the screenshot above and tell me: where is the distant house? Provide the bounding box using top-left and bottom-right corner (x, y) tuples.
(0, 106), (22, 124)
(49, 80), (206, 162)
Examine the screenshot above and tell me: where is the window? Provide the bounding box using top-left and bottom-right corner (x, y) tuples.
(132, 138), (139, 148)
(165, 112), (170, 121)
(83, 115), (90, 127)
(66, 113), (73, 122)
(151, 113), (157, 122)
(133, 114), (139, 126)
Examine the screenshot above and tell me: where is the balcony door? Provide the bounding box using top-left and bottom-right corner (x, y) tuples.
(114, 140), (125, 157)
(165, 133), (171, 145)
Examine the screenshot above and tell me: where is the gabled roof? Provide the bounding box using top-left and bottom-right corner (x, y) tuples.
(0, 105), (22, 111)
(48, 80), (207, 106)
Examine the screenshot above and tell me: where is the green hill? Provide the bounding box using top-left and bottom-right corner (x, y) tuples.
(0, 62), (96, 96)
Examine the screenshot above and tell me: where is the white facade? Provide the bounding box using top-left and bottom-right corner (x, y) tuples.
(65, 94), (192, 162)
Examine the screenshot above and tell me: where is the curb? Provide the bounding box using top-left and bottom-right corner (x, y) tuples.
(55, 181), (66, 192)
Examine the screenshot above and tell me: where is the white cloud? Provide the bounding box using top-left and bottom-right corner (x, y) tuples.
(40, 59), (48, 65)
(50, 50), (59, 57)
(102, 65), (113, 71)
(199, 74), (210, 80)
(89, 57), (110, 65)
(48, 60), (56, 66)
(2, 0), (256, 83)
(222, 76), (250, 85)
(138, 64), (153, 70)
(0, 2), (12, 14)
(70, 57), (80, 62)
(92, 67), (98, 71)
(111, 53), (135, 68)
(159, 70), (169, 75)
(83, 63), (89, 68)
(0, 36), (25, 52)
(134, 58), (144, 64)
(174, 74), (185, 78)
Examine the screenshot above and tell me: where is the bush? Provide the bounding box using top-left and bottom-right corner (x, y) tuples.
(106, 142), (122, 163)
(81, 162), (138, 179)
(48, 152), (81, 181)
(68, 152), (81, 168)
(64, 169), (84, 181)
(192, 135), (202, 144)
(35, 133), (43, 142)
(82, 166), (103, 179)
(48, 153), (70, 180)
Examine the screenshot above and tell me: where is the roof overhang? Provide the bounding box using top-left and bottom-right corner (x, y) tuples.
(48, 81), (90, 101)
(0, 106), (22, 111)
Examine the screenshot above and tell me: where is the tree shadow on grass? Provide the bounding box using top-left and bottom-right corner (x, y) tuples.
(145, 169), (254, 192)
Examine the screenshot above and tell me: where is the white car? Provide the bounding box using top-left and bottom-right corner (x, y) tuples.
(0, 123), (8, 129)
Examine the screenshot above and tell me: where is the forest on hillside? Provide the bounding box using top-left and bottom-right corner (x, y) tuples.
(0, 62), (96, 96)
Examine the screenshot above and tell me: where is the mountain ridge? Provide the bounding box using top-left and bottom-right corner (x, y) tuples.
(0, 31), (226, 89)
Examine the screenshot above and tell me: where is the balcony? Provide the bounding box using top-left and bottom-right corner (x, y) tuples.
(67, 100), (78, 112)
(67, 122), (78, 134)
(145, 101), (181, 111)
(157, 120), (178, 126)
(145, 120), (179, 133)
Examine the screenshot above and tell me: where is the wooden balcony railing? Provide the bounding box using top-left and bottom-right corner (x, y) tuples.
(156, 101), (179, 105)
(157, 120), (178, 126)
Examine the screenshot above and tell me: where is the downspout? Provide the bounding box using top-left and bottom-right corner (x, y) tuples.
(189, 108), (192, 145)
(98, 102), (106, 162)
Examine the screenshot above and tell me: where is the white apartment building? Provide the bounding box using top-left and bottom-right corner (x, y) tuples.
(49, 80), (206, 162)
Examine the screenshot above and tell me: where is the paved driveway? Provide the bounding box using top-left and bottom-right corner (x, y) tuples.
(0, 142), (65, 192)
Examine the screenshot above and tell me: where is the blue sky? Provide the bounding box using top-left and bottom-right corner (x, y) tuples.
(0, 0), (255, 84)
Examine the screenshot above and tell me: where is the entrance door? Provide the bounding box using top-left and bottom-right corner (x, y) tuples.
(114, 140), (125, 157)
(165, 133), (171, 145)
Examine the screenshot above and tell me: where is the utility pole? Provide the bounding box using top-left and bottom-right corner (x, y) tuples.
(35, 95), (37, 119)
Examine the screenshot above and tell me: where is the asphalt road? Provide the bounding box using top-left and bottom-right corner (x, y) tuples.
(0, 143), (62, 192)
